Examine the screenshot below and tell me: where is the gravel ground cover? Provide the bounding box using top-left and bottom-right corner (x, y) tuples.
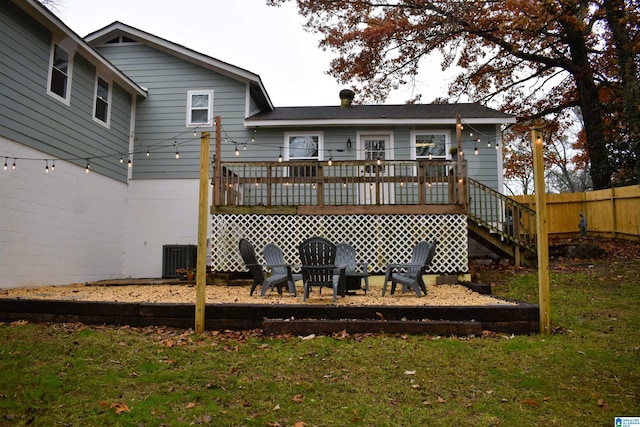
(0, 279), (514, 306)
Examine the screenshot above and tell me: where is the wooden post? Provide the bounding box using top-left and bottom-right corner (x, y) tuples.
(213, 117), (222, 207)
(195, 128), (212, 333)
(456, 115), (465, 205)
(532, 126), (551, 334)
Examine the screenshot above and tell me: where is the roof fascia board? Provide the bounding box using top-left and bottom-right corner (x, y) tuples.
(245, 117), (516, 127)
(85, 23), (273, 110)
(14, 0), (147, 98)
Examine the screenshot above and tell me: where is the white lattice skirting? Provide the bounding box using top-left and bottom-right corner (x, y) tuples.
(212, 214), (468, 274)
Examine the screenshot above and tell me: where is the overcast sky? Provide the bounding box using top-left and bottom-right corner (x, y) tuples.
(55, 0), (451, 106)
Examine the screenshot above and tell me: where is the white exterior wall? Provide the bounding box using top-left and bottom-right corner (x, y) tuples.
(123, 179), (205, 278)
(0, 140), (127, 288)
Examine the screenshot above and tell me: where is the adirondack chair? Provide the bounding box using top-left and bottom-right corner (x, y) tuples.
(262, 243), (297, 297)
(238, 239), (295, 297)
(335, 243), (370, 294)
(298, 236), (346, 303)
(381, 240), (433, 297)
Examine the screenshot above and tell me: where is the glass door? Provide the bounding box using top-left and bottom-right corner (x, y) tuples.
(358, 134), (394, 204)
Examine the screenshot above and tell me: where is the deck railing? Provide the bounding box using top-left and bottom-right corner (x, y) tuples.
(468, 178), (537, 251)
(213, 160), (466, 208)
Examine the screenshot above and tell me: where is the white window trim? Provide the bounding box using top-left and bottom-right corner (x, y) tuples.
(186, 90), (214, 127)
(46, 41), (73, 105)
(92, 75), (112, 128)
(283, 131), (324, 161)
(411, 130), (451, 160)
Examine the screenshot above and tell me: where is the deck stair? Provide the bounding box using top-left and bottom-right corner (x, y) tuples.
(467, 179), (537, 259)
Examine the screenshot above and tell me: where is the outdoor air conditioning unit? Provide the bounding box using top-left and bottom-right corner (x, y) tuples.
(162, 244), (197, 278)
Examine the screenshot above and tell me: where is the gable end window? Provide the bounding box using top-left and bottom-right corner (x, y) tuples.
(47, 43), (73, 104)
(187, 90), (214, 127)
(93, 76), (111, 126)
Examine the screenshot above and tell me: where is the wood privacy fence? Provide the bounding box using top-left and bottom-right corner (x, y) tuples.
(512, 185), (640, 239)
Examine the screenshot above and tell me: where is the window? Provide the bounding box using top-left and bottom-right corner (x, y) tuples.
(285, 132), (322, 177)
(413, 131), (450, 160)
(93, 76), (111, 125)
(187, 90), (213, 127)
(412, 130), (451, 178)
(47, 43), (73, 104)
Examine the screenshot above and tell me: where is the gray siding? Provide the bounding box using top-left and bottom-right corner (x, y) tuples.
(0, 3), (133, 182)
(94, 43), (253, 180)
(238, 125), (501, 190)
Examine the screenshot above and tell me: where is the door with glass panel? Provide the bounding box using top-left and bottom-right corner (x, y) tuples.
(358, 134), (394, 204)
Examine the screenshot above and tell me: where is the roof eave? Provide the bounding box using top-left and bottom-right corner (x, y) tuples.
(85, 22), (273, 110)
(245, 117), (517, 128)
(14, 0), (147, 98)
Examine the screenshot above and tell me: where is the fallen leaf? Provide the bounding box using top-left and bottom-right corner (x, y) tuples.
(293, 422), (307, 427)
(522, 398), (540, 407)
(293, 393), (304, 403)
(9, 320), (28, 326)
(273, 404), (280, 411)
(437, 396), (446, 403)
(185, 402), (196, 409)
(111, 402), (130, 414)
(404, 370), (416, 375)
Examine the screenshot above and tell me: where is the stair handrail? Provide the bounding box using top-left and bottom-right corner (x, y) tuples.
(467, 178), (537, 252)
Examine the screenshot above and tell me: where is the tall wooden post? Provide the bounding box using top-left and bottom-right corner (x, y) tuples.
(195, 130), (211, 333)
(455, 115), (466, 206)
(213, 116), (222, 207)
(532, 126), (551, 334)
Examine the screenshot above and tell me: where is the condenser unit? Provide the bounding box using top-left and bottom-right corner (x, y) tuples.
(162, 244), (197, 278)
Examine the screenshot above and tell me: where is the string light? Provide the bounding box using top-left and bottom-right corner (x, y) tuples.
(146, 147), (150, 157)
(3, 158), (7, 171)
(278, 148), (283, 163)
(234, 143), (239, 156)
(174, 141), (180, 159)
(128, 158), (132, 168)
(328, 149), (333, 166)
(119, 154), (124, 164)
(12, 159), (16, 170)
(51, 160), (55, 172)
(45, 160), (49, 173)
(85, 160), (90, 173)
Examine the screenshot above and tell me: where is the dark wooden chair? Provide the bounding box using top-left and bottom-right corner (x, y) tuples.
(382, 240), (434, 297)
(298, 236), (345, 303)
(335, 242), (369, 294)
(238, 239), (295, 297)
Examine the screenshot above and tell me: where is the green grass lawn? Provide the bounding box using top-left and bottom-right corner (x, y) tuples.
(1, 245), (639, 426)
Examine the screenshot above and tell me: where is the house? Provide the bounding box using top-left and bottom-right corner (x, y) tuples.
(1, 0), (527, 288)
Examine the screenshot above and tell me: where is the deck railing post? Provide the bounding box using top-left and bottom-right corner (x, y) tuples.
(418, 163), (426, 205)
(317, 163), (324, 206)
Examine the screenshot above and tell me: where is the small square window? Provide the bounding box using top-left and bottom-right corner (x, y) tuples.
(187, 90), (213, 127)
